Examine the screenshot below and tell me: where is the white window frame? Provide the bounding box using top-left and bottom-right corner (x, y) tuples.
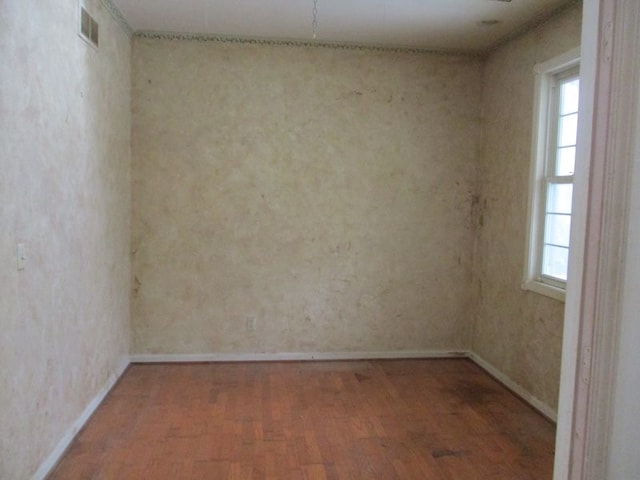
(523, 48), (580, 302)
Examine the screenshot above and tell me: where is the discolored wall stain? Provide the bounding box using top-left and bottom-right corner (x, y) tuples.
(131, 39), (483, 355)
(0, 0), (132, 477)
(472, 3), (582, 412)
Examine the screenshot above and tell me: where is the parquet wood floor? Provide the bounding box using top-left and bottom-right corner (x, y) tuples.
(48, 359), (555, 479)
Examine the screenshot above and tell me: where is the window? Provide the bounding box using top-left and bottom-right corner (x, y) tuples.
(524, 48), (580, 301)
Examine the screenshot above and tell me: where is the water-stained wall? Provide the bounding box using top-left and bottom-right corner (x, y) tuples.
(131, 39), (483, 354)
(0, 0), (131, 477)
(472, 3), (583, 411)
(0, 5), (584, 475)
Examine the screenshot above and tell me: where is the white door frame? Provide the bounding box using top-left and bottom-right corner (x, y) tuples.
(554, 0), (640, 478)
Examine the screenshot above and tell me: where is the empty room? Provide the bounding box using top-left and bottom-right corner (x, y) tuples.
(2, 0), (640, 479)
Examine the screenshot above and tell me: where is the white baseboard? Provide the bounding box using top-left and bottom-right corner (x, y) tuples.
(130, 349), (468, 363)
(32, 356), (130, 480)
(467, 352), (557, 422)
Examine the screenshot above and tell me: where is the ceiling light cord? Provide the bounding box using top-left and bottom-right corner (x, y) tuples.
(312, 0), (318, 39)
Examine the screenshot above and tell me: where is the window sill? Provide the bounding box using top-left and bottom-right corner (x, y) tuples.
(522, 279), (566, 302)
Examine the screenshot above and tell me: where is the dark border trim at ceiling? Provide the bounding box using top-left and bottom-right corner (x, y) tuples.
(101, 0), (133, 38)
(133, 30), (484, 57)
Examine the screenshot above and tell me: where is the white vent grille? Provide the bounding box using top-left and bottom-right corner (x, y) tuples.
(79, 5), (99, 48)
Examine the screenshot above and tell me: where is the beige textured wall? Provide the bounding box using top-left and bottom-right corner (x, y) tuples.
(472, 4), (582, 411)
(0, 0), (131, 477)
(131, 39), (483, 354)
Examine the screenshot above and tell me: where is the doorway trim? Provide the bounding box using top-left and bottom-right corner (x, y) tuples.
(554, 0), (640, 478)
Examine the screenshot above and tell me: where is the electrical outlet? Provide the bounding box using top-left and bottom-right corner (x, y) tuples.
(246, 316), (256, 332)
(16, 243), (26, 271)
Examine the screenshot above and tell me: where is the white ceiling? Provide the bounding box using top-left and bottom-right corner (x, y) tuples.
(111, 0), (573, 52)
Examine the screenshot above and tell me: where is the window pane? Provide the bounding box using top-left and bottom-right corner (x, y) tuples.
(556, 146), (576, 175)
(560, 78), (580, 115)
(544, 213), (571, 247)
(558, 113), (578, 147)
(542, 245), (569, 280)
(547, 183), (573, 214)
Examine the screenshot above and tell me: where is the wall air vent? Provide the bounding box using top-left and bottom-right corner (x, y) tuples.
(79, 4), (99, 49)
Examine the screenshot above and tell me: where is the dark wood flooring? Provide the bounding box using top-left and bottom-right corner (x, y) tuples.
(48, 359), (555, 479)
